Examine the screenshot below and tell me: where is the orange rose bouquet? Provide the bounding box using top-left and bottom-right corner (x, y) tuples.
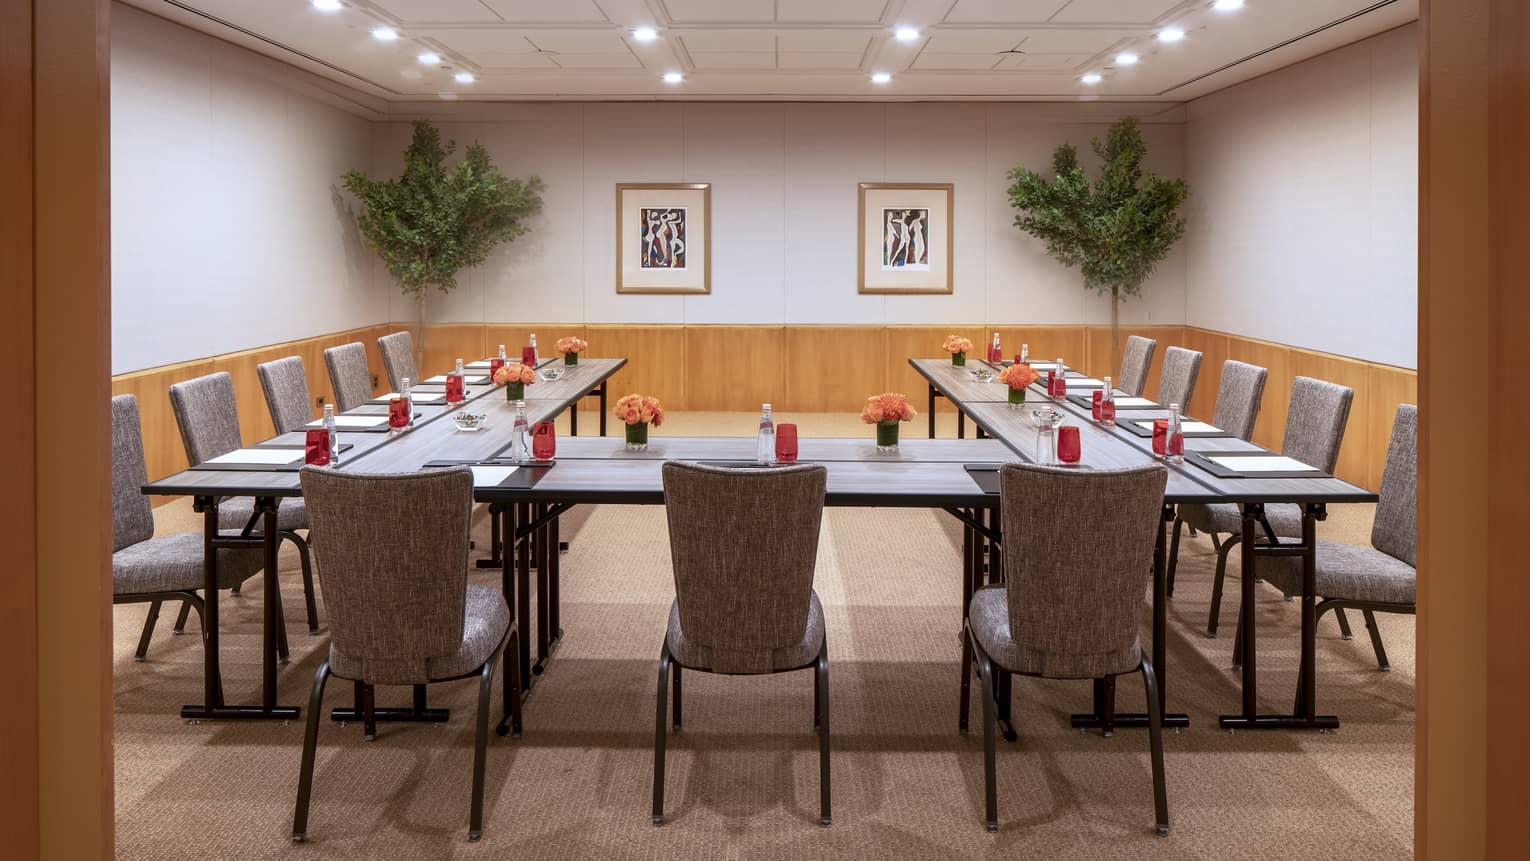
(997, 362), (1038, 407)
(614, 393), (664, 450)
(942, 335), (974, 366)
(554, 336), (587, 365)
(860, 392), (916, 451)
(494, 362), (536, 400)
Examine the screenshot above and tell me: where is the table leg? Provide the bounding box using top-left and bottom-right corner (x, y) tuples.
(548, 511), (563, 648)
(497, 506), (521, 734)
(474, 502), (503, 569)
(570, 401), (578, 437)
(958, 410), (966, 439)
(516, 503), (533, 693)
(599, 382), (608, 436)
(928, 383), (937, 439)
(533, 503), (552, 675)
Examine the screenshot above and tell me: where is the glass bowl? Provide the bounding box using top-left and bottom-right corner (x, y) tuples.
(452, 413), (487, 431)
(539, 367), (563, 382)
(970, 369), (996, 383)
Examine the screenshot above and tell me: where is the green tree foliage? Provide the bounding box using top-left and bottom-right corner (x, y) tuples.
(343, 121), (545, 301)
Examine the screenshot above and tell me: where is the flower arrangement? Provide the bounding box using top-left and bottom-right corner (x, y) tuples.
(614, 393), (664, 450)
(860, 392), (916, 451)
(493, 362), (536, 400)
(554, 336), (587, 365)
(997, 363), (1039, 406)
(942, 335), (974, 366)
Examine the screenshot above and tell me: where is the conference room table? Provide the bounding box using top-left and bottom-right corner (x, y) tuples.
(909, 356), (1380, 732)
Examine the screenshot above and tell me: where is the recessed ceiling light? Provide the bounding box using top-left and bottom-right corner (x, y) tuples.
(312, 0), (342, 11)
(662, 71), (684, 84)
(417, 51), (440, 65)
(871, 72), (892, 84)
(1158, 27), (1186, 43)
(454, 71), (475, 84)
(371, 27), (398, 41)
(894, 26), (920, 42)
(1081, 72), (1103, 85)
(1213, 0), (1244, 10)
(1115, 52), (1139, 66)
(633, 27), (658, 42)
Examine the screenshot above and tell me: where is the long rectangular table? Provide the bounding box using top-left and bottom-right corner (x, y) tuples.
(910, 356), (1379, 731)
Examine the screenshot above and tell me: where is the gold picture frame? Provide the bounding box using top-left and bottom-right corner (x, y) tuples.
(616, 182), (711, 294)
(857, 182), (954, 294)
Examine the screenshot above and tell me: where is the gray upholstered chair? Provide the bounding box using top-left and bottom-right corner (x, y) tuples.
(1117, 335), (1157, 397)
(1156, 346), (1202, 410)
(168, 372), (320, 638)
(377, 331), (418, 393)
(1168, 376), (1353, 638)
(111, 395), (264, 669)
(292, 467), (520, 844)
(1252, 404), (1417, 675)
(257, 356), (315, 434)
(323, 341), (374, 412)
(1210, 360), (1268, 442)
(653, 462), (830, 827)
(960, 463), (1169, 834)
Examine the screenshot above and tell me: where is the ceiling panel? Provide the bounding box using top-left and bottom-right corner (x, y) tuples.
(478, 0), (610, 23)
(778, 52), (865, 69)
(690, 52), (777, 69)
(920, 30), (1027, 53)
(676, 30), (777, 52)
(776, 30), (874, 52)
(420, 29), (539, 55)
(548, 52), (644, 68)
(775, 0), (889, 23)
(471, 53), (561, 69)
(1015, 28), (1138, 54)
(662, 0), (774, 24)
(912, 52), (1003, 71)
(941, 0), (1071, 23)
(369, 0), (505, 24)
(521, 29), (631, 53)
(995, 52), (1087, 70)
(1047, 0), (1183, 25)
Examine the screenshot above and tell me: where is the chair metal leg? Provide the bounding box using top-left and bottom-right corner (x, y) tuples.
(134, 600), (163, 662)
(813, 657), (821, 730)
(977, 650), (999, 833)
(673, 663), (683, 731)
(816, 641), (831, 827)
(274, 597), (290, 664)
(469, 649), (499, 842)
(173, 599), (192, 634)
(361, 683), (377, 741)
(1232, 600), (1244, 670)
(1207, 534), (1240, 638)
(1140, 659), (1170, 836)
(1363, 610), (1391, 671)
(958, 622), (974, 733)
(652, 642), (672, 826)
(1166, 516), (1184, 598)
(1335, 607), (1355, 640)
(494, 626), (525, 738)
(291, 662), (331, 843)
(282, 530), (321, 635)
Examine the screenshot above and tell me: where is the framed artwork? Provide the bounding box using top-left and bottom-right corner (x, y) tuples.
(857, 182), (954, 294)
(616, 182), (711, 294)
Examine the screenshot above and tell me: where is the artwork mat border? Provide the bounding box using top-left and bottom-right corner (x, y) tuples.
(857, 182), (954, 295)
(616, 182), (711, 294)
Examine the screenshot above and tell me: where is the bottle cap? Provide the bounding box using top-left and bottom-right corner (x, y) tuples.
(763, 403), (772, 411)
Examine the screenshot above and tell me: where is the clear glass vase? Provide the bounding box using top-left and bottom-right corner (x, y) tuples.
(951, 351), (966, 367)
(505, 381), (524, 401)
(625, 421), (649, 452)
(876, 421), (900, 452)
(564, 353), (578, 365)
(1008, 387), (1026, 408)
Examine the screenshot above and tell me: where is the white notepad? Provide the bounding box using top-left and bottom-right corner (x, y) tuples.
(471, 466), (519, 487)
(1114, 397), (1159, 408)
(424, 374), (489, 385)
(1065, 377), (1105, 387)
(465, 360), (494, 369)
(206, 448), (302, 466)
(307, 415), (386, 429)
(1206, 455), (1319, 473)
(1136, 419), (1220, 433)
(379, 391), (444, 404)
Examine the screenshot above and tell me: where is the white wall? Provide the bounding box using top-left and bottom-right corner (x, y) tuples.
(371, 104), (1189, 328)
(1185, 24), (1418, 369)
(110, 5), (384, 374)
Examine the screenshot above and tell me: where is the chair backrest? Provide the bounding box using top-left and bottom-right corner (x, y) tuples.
(1281, 376), (1353, 473)
(111, 395), (156, 552)
(999, 463), (1167, 679)
(168, 372), (242, 467)
(299, 467), (474, 685)
(324, 341), (373, 412)
(661, 462), (827, 674)
(1156, 347), (1202, 409)
(1211, 360), (1267, 441)
(377, 331), (418, 392)
(1118, 336), (1157, 397)
(257, 356), (313, 434)
(1371, 404), (1418, 567)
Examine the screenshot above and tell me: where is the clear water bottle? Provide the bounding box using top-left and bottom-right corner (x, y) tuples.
(1019, 343), (1029, 364)
(1167, 403), (1185, 464)
(1100, 375), (1116, 427)
(988, 332), (1002, 363)
(510, 400), (531, 463)
(529, 333), (540, 366)
(756, 403), (775, 465)
(322, 403), (339, 466)
(498, 344), (507, 360)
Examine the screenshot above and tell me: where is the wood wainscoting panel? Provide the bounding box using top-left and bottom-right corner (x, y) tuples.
(990, 326), (1088, 374)
(111, 359), (216, 487)
(1083, 325), (1190, 400)
(484, 324), (588, 366)
(421, 324), (487, 379)
(1289, 347), (1374, 487)
(1366, 363), (1419, 490)
(685, 325), (786, 412)
(782, 326), (886, 412)
(1223, 335), (1294, 452)
(885, 326), (986, 419)
(586, 324), (688, 410)
(1180, 328), (1231, 424)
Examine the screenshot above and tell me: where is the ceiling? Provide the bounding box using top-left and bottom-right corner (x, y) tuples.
(125, 0), (1418, 104)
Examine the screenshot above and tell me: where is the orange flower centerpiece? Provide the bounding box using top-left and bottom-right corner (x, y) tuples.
(493, 362), (536, 401)
(860, 392), (917, 452)
(555, 336), (587, 366)
(614, 393), (664, 451)
(942, 335), (974, 366)
(997, 362), (1039, 407)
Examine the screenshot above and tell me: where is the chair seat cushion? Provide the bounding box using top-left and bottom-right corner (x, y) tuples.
(1259, 540), (1416, 605)
(666, 590), (825, 674)
(1178, 501), (1303, 538)
(967, 586), (1142, 680)
(217, 496), (307, 533)
(327, 584), (511, 684)
(113, 532), (264, 596)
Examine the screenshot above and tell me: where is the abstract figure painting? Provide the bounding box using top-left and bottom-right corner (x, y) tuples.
(617, 184), (710, 293)
(859, 183), (953, 294)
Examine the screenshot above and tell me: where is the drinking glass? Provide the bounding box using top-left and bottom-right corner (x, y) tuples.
(1057, 426), (1081, 464)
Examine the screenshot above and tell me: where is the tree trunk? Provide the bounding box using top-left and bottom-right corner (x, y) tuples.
(1110, 285), (1121, 379)
(414, 292), (428, 374)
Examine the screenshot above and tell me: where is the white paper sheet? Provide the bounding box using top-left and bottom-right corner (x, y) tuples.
(1135, 419), (1221, 433)
(424, 374), (489, 385)
(307, 415), (386, 429)
(1206, 455), (1319, 473)
(1114, 397), (1159, 408)
(1065, 377), (1105, 387)
(471, 466), (519, 487)
(378, 391), (444, 403)
(206, 448), (302, 466)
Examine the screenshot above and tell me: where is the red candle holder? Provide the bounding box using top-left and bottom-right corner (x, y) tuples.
(521, 346), (536, 366)
(445, 374), (464, 404)
(1152, 419), (1169, 456)
(304, 429), (330, 466)
(776, 423), (799, 464)
(1091, 389), (1103, 421)
(1057, 425), (1081, 464)
(532, 421), (556, 460)
(387, 396), (409, 429)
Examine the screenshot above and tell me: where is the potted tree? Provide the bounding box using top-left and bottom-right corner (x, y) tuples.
(1006, 117), (1188, 374)
(343, 120), (544, 366)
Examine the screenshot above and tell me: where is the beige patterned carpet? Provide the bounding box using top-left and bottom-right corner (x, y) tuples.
(113, 412), (1413, 859)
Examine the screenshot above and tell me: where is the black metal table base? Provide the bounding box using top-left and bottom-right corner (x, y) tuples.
(181, 705), (300, 721)
(1071, 713), (1191, 731)
(331, 707), (450, 723)
(1218, 714), (1339, 730)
